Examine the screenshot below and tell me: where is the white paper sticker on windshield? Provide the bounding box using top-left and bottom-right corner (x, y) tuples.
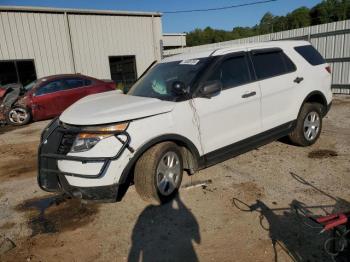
(180, 59), (200, 65)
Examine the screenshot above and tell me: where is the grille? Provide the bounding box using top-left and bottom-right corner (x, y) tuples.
(58, 133), (76, 155)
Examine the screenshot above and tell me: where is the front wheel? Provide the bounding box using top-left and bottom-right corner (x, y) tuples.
(6, 106), (31, 126)
(288, 103), (323, 146)
(134, 142), (183, 204)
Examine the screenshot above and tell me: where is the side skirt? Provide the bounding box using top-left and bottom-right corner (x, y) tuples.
(199, 121), (296, 169)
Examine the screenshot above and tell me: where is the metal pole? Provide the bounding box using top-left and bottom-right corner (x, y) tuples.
(64, 12), (76, 73)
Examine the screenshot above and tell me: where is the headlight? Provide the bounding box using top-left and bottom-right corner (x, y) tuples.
(70, 122), (129, 153)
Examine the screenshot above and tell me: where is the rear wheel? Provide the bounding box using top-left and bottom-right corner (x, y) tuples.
(289, 103), (322, 146)
(6, 106), (31, 126)
(134, 142), (183, 204)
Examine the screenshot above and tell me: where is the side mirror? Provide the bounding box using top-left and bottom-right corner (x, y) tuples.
(171, 81), (188, 96)
(200, 80), (222, 98)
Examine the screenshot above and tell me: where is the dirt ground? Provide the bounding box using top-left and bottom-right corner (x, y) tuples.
(0, 96), (349, 262)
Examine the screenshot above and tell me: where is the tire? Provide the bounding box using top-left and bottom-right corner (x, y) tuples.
(134, 142), (183, 205)
(288, 103), (323, 147)
(5, 106), (31, 126)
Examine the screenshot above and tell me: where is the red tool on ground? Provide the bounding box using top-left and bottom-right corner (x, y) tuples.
(315, 212), (350, 233)
(310, 212), (350, 261)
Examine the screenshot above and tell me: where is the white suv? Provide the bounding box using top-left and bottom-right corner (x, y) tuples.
(38, 41), (332, 204)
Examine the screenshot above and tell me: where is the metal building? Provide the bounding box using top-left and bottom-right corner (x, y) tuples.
(0, 6), (162, 89)
(162, 33), (186, 50)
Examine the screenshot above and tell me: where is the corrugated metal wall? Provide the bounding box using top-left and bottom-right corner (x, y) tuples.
(162, 34), (186, 48)
(0, 11), (73, 77)
(164, 20), (350, 94)
(68, 14), (162, 79)
(0, 10), (162, 79)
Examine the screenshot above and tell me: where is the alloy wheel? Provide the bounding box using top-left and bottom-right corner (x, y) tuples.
(156, 151), (181, 196)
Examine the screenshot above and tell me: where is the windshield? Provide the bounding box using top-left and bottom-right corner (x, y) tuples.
(128, 58), (211, 101)
(23, 80), (37, 91)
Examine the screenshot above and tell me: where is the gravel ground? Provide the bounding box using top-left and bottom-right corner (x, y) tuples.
(0, 96), (349, 262)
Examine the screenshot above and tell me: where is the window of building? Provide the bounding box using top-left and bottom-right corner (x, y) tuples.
(0, 60), (37, 86)
(251, 50), (296, 80)
(208, 54), (252, 89)
(109, 56), (137, 92)
(294, 45), (325, 66)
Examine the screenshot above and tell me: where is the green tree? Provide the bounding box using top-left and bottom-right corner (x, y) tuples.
(259, 12), (275, 34)
(287, 7), (311, 29)
(185, 0), (350, 47)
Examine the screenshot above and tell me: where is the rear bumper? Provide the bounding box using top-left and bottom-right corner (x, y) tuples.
(37, 118), (131, 202)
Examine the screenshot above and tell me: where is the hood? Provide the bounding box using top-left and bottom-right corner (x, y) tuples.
(60, 91), (175, 125)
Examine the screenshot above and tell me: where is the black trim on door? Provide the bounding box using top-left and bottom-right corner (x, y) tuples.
(200, 120), (296, 168)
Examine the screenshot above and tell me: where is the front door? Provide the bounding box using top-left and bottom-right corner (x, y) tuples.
(56, 77), (88, 113)
(31, 79), (66, 120)
(194, 52), (262, 155)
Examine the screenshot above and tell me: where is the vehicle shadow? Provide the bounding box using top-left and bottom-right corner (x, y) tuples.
(232, 173), (350, 262)
(128, 194), (200, 262)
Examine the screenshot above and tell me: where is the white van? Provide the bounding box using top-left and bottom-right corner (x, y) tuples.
(38, 41), (332, 204)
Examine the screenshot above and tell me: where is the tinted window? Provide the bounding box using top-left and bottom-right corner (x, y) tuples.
(295, 45), (325, 66)
(84, 79), (92, 86)
(35, 80), (65, 96)
(208, 55), (251, 89)
(252, 50), (296, 80)
(65, 78), (85, 89)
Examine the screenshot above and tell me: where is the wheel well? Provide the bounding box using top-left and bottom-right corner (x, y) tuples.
(173, 141), (199, 175)
(303, 92), (327, 116)
(120, 136), (201, 185)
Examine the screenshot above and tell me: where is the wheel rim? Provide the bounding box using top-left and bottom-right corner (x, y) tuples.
(156, 151), (181, 196)
(8, 108), (28, 124)
(303, 111), (320, 141)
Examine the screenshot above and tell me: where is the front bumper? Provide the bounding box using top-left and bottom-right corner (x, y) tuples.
(37, 118), (132, 201)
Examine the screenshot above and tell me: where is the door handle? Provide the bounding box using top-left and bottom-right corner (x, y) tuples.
(294, 77), (304, 84)
(241, 91), (256, 98)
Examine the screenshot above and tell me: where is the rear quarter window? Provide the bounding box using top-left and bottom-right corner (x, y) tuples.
(294, 45), (325, 66)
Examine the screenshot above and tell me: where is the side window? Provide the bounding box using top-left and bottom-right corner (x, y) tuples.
(84, 79), (92, 86)
(251, 50), (296, 80)
(35, 80), (65, 96)
(64, 78), (86, 89)
(208, 55), (251, 89)
(294, 45), (325, 66)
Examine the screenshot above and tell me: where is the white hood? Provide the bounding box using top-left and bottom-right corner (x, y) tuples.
(60, 91), (175, 125)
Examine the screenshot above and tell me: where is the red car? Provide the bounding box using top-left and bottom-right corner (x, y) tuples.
(0, 74), (116, 125)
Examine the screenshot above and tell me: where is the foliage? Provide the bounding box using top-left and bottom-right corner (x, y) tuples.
(186, 0), (350, 47)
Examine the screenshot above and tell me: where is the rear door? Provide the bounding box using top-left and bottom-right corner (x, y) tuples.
(194, 52), (262, 154)
(84, 79), (115, 95)
(249, 48), (299, 131)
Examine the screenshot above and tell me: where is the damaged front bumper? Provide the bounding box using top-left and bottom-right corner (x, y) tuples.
(37, 118), (132, 202)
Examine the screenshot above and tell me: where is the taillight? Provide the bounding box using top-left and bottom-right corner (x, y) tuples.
(325, 66), (331, 74)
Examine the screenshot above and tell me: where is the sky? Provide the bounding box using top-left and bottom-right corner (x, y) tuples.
(0, 0), (322, 33)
